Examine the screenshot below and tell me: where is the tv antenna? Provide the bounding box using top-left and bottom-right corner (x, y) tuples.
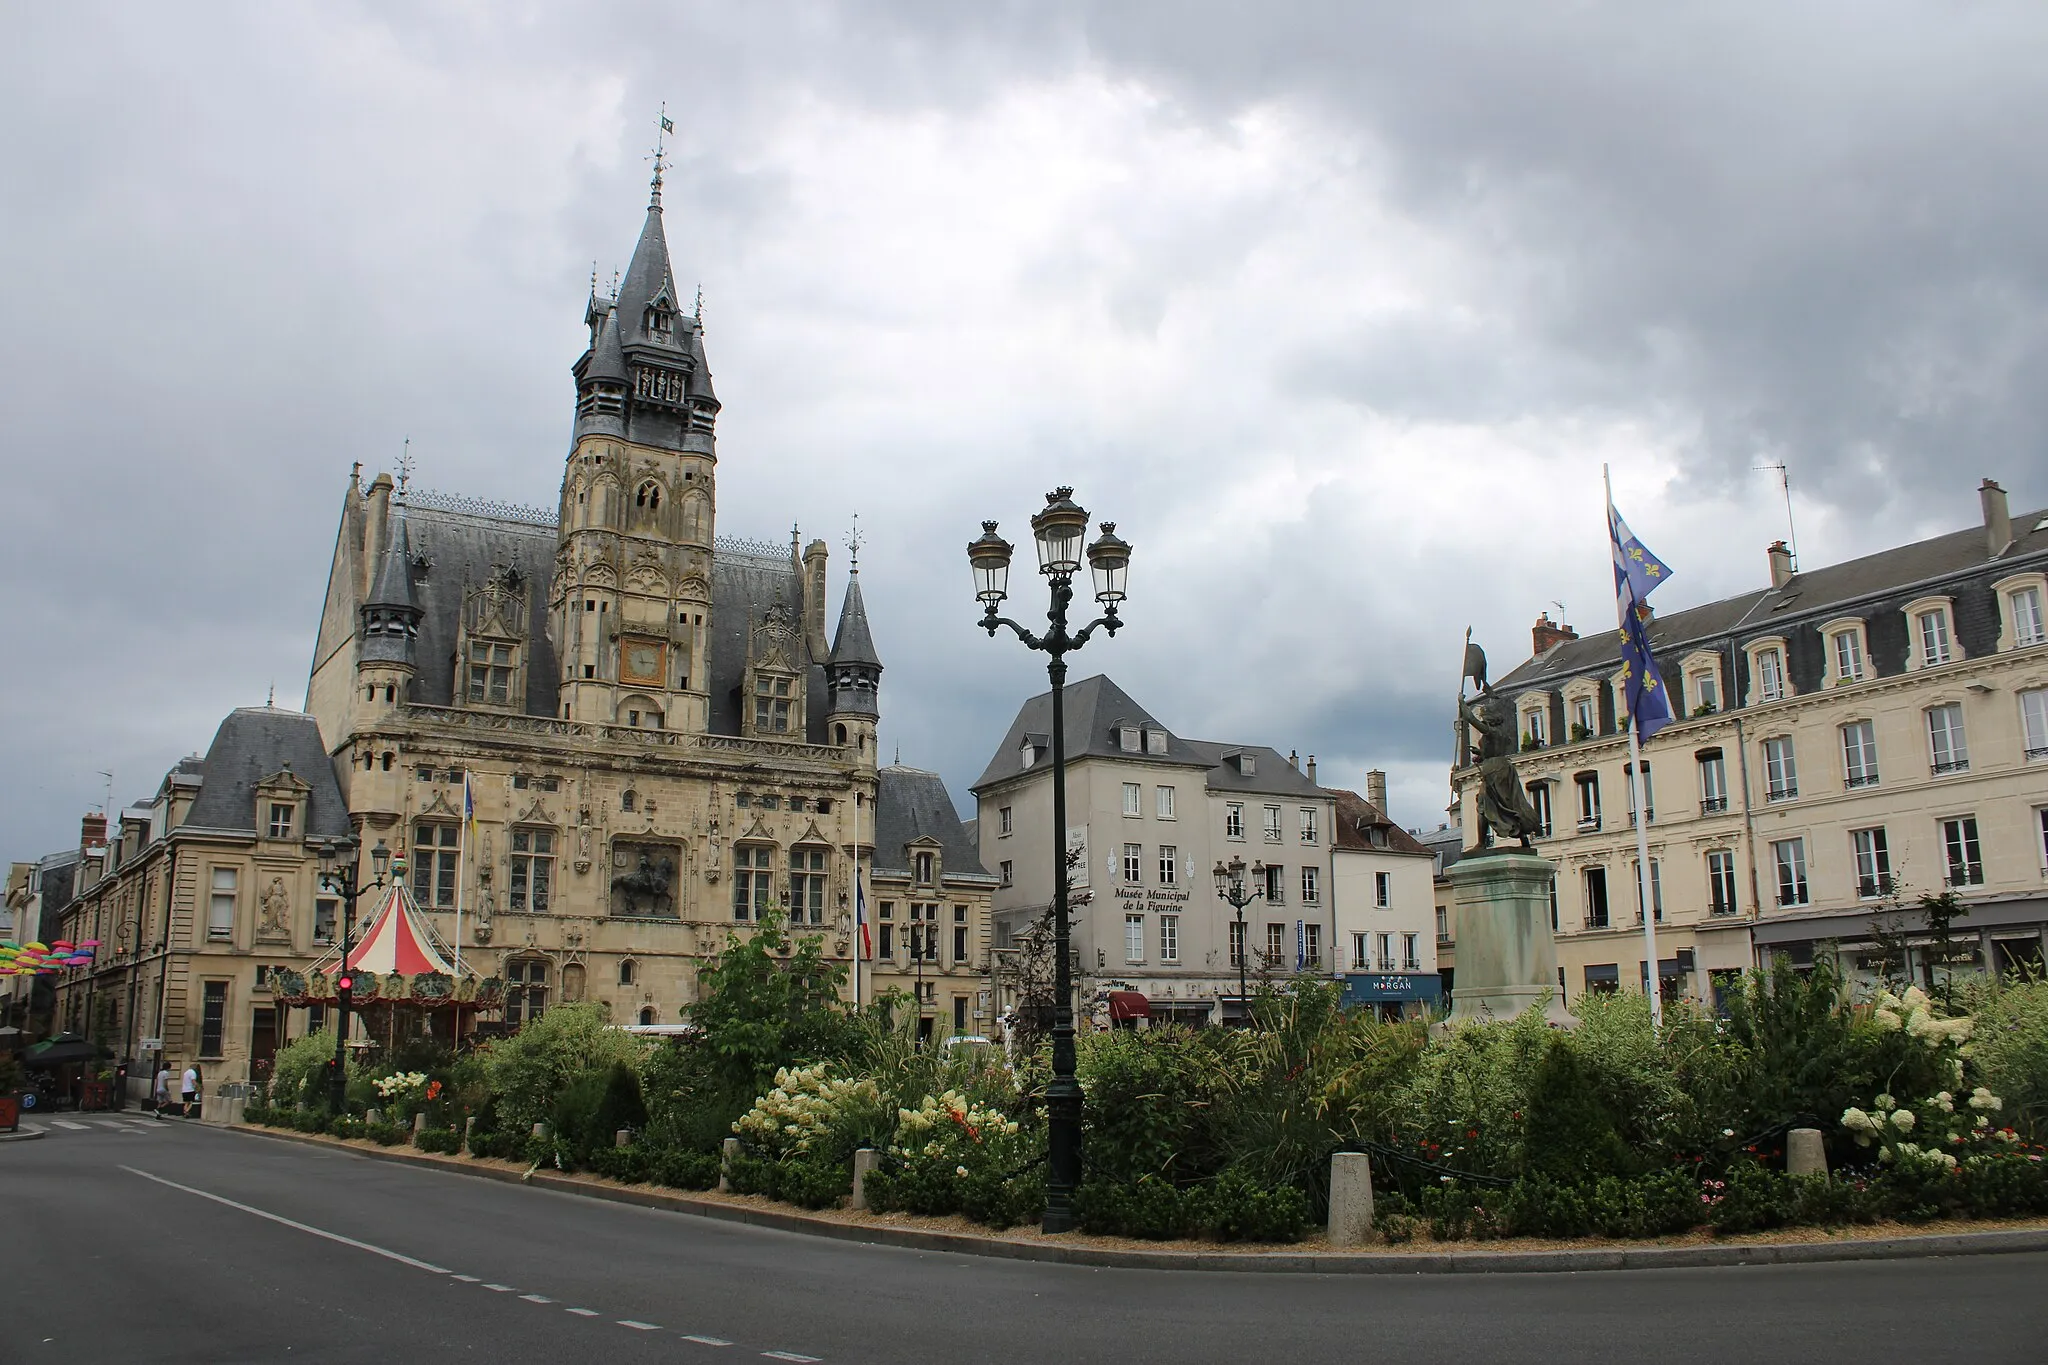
(1755, 460), (1799, 570)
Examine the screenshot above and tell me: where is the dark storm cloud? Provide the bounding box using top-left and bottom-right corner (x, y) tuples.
(3, 2), (2042, 861)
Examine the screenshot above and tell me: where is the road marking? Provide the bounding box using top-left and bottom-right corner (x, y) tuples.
(451, 1275), (481, 1283)
(519, 1294), (553, 1304)
(55, 1120), (88, 1130)
(483, 1284), (517, 1292)
(619, 1320), (662, 1331)
(682, 1335), (733, 1347)
(119, 1166), (452, 1275)
(566, 1308), (601, 1317)
(762, 1353), (821, 1362)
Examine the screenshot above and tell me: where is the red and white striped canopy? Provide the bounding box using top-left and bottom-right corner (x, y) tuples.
(344, 884), (455, 977)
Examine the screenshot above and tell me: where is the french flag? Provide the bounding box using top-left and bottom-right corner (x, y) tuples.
(856, 879), (871, 959)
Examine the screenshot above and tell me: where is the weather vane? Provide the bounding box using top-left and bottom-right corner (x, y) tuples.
(396, 436), (415, 499)
(648, 103), (674, 201)
(846, 513), (863, 572)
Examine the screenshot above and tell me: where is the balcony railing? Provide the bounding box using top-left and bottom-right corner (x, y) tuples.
(1766, 784), (1798, 802)
(1700, 795), (1728, 814)
(1845, 772), (1881, 789)
(1946, 864), (1985, 887)
(1584, 915), (1610, 931)
(1931, 758), (1971, 776)
(1577, 816), (1602, 833)
(2026, 745), (2048, 761)
(1709, 903), (1738, 917)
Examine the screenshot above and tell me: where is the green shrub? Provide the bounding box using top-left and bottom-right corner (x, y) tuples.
(960, 1166), (1043, 1231)
(1705, 1160), (1795, 1234)
(293, 1110), (327, 1134)
(465, 1128), (524, 1161)
(482, 1002), (647, 1136)
(271, 1031), (364, 1113)
(777, 1158), (851, 1210)
(1190, 1168), (1311, 1243)
(367, 1122), (408, 1147)
(1076, 1175), (1194, 1239)
(1521, 1039), (1636, 1182)
(1964, 977), (2048, 1142)
(413, 1128), (460, 1155)
(649, 1146), (722, 1191)
(1956, 1151), (2048, 1217)
(585, 1143), (651, 1184)
(327, 1115), (366, 1141)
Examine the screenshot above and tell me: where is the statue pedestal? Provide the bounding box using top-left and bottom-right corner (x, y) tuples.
(1446, 851), (1573, 1028)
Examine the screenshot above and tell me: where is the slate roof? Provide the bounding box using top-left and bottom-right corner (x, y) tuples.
(828, 572), (882, 669)
(706, 546), (831, 743)
(1182, 740), (1328, 798)
(872, 766), (989, 879)
(972, 675), (1211, 790)
(401, 502), (562, 717)
(1413, 824), (1466, 877)
(1325, 788), (1433, 856)
(1500, 501), (2048, 689)
(183, 708), (354, 839)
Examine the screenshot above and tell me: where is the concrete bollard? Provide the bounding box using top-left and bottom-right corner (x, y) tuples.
(851, 1148), (880, 1211)
(532, 1122), (548, 1140)
(366, 1108), (384, 1126)
(413, 1112), (427, 1134)
(616, 1128), (632, 1149)
(719, 1136), (741, 1192)
(1327, 1151), (1375, 1247)
(464, 1116), (475, 1152)
(1787, 1127), (1828, 1178)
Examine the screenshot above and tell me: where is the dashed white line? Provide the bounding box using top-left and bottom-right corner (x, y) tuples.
(682, 1336), (733, 1347)
(451, 1275), (481, 1283)
(54, 1120), (89, 1130)
(483, 1283), (517, 1292)
(519, 1294), (553, 1304)
(619, 1320), (662, 1331)
(762, 1352), (821, 1362)
(566, 1308), (601, 1317)
(119, 1166), (451, 1274)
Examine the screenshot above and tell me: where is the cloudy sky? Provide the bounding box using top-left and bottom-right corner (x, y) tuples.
(4, 2), (2044, 859)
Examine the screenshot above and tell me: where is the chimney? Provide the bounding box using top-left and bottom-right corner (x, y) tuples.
(1366, 769), (1388, 814)
(80, 811), (108, 849)
(1767, 540), (1794, 590)
(363, 472), (395, 598)
(1981, 478), (2012, 557)
(1305, 755), (1317, 784)
(1289, 749), (1299, 770)
(1532, 612), (1578, 656)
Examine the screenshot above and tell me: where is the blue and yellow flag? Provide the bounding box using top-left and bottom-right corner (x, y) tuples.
(1610, 504), (1675, 740)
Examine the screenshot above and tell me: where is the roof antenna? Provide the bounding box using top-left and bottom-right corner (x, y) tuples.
(1549, 599), (1566, 622)
(894, 744), (900, 766)
(266, 682), (275, 708)
(98, 770), (113, 815)
(846, 513), (863, 573)
(1755, 459), (1799, 571)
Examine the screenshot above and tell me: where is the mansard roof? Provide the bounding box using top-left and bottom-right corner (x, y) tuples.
(872, 765), (989, 879)
(183, 707), (353, 839)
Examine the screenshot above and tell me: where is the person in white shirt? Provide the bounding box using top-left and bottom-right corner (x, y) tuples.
(152, 1065), (172, 1120)
(180, 1065), (199, 1119)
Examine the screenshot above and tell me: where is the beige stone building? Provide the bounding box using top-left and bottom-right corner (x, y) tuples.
(297, 170), (983, 1030)
(1325, 780), (1442, 1017)
(864, 765), (999, 1042)
(1452, 476), (2048, 1005)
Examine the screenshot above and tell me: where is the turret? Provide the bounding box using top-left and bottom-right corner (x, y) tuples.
(357, 504), (422, 709)
(825, 570), (882, 758)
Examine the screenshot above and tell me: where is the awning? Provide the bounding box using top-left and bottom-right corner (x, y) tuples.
(1107, 990), (1151, 1021)
(1584, 963), (1620, 984)
(347, 884), (456, 976)
(1341, 973), (1444, 1005)
(23, 1038), (98, 1068)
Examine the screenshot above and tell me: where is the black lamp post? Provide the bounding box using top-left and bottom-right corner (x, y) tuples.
(1211, 856), (1266, 1026)
(970, 489), (1129, 1234)
(316, 836), (393, 1115)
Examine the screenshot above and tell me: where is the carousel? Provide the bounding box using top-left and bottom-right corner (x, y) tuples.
(273, 883), (502, 1051)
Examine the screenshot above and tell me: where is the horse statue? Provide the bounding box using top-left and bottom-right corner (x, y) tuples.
(611, 852), (676, 917)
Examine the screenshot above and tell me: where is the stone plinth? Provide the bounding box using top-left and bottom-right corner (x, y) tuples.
(1446, 851), (1573, 1027)
(1327, 1152), (1374, 1246)
(1786, 1128), (1827, 1178)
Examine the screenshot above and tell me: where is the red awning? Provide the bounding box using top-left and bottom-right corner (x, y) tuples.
(1108, 991), (1152, 1021)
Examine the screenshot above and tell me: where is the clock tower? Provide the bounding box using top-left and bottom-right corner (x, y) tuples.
(551, 155), (722, 732)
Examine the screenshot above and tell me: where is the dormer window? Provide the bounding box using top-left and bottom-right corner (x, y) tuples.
(1905, 597), (1957, 669)
(916, 851), (935, 885)
(1146, 729), (1168, 754)
(467, 642), (516, 705)
(266, 803), (294, 839)
(1823, 619), (1867, 687)
(754, 674), (793, 733)
(1119, 726), (1140, 752)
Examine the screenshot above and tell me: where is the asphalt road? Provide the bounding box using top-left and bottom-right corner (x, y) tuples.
(6, 1117), (2044, 1364)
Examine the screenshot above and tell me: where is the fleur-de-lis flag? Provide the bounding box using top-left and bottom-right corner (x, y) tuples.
(1610, 504), (1675, 739)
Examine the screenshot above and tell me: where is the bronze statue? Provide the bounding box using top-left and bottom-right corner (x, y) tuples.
(1459, 637), (1544, 852)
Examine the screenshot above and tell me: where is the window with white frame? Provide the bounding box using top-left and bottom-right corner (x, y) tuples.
(1771, 838), (1810, 907)
(732, 845), (773, 920)
(1763, 736), (1799, 801)
(1575, 772), (1602, 830)
(1303, 923), (1322, 969)
(1747, 640), (1788, 704)
(999, 806), (1013, 836)
(1526, 782), (1553, 836)
(1841, 720), (1880, 788)
(1352, 932), (1368, 970)
(1122, 843), (1142, 883)
(1300, 866), (1320, 904)
(1266, 922), (1287, 966)
(1229, 920), (1246, 968)
(1376, 931), (1394, 969)
(1522, 702), (1548, 748)
(509, 829), (554, 913)
(1927, 703), (1970, 774)
(1624, 761), (1654, 824)
(1156, 785), (1175, 819)
(207, 867), (237, 940)
(1908, 598), (1956, 668)
(1122, 782), (1142, 817)
(1707, 850), (1738, 916)
(1572, 695), (1597, 737)
(2023, 687), (2048, 760)
(1697, 750), (1728, 812)
(1402, 932), (1419, 970)
(1688, 667), (1721, 715)
(1631, 859), (1663, 922)
(1826, 621), (1867, 685)
(1263, 805), (1282, 842)
(1299, 807), (1318, 844)
(1941, 816), (1984, 886)
(1262, 863), (1285, 904)
(1159, 914), (1179, 963)
(1998, 578), (2045, 650)
(998, 859), (1013, 886)
(2037, 806), (2048, 874)
(1374, 870), (1392, 908)
(266, 803), (294, 839)
(1158, 845), (1178, 885)
(1225, 803), (1244, 840)
(1436, 904), (1449, 941)
(1850, 827), (1892, 899)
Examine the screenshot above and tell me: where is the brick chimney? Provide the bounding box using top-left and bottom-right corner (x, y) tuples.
(1366, 769), (1388, 814)
(1532, 612), (1577, 656)
(1981, 478), (2012, 557)
(1767, 540), (1794, 589)
(80, 812), (108, 849)
(1305, 755), (1317, 784)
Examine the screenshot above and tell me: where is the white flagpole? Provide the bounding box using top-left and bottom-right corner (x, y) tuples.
(1606, 464), (1663, 1031)
(454, 774), (467, 979)
(853, 782), (864, 1009)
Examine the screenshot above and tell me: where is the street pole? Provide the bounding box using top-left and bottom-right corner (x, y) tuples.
(969, 493), (1128, 1235)
(1212, 858), (1264, 1027)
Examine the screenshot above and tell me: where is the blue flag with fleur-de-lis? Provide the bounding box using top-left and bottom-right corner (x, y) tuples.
(1610, 504), (1675, 739)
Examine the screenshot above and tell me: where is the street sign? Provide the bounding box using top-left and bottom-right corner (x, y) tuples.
(140, 1038), (163, 1050)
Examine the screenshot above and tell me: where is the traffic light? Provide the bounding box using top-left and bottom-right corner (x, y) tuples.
(337, 973), (355, 1012)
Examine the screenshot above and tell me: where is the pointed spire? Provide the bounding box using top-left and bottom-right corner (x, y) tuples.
(360, 504), (422, 671)
(828, 572), (882, 670)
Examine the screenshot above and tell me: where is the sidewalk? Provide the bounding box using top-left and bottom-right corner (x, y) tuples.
(227, 1123), (2048, 1275)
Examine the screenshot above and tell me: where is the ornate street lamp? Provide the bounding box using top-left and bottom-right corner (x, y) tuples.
(1212, 856), (1266, 1026)
(970, 488), (1130, 1234)
(316, 836), (393, 1114)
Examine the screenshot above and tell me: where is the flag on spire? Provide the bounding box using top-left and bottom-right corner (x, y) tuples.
(1610, 502), (1675, 740)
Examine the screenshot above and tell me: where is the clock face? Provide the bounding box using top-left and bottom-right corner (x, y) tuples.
(624, 641), (664, 684)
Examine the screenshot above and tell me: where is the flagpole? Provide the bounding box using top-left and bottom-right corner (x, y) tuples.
(1606, 464), (1663, 1031)
(454, 773), (468, 980)
(852, 780), (864, 1009)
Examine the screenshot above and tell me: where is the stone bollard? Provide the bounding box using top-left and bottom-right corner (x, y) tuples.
(616, 1128), (632, 1149)
(1327, 1151), (1375, 1247)
(1787, 1127), (1828, 1178)
(719, 1136), (741, 1192)
(464, 1116), (476, 1152)
(366, 1108), (384, 1126)
(413, 1112), (427, 1134)
(532, 1122), (548, 1140)
(851, 1148), (880, 1211)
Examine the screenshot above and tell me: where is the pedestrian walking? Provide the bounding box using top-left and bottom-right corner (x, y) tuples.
(181, 1063), (200, 1119)
(152, 1064), (171, 1119)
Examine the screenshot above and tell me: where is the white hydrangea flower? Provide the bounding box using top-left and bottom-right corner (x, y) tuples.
(1890, 1109), (1916, 1131)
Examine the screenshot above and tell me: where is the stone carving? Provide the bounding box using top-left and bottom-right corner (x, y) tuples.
(612, 841), (681, 917)
(1458, 641), (1544, 852)
(258, 877), (291, 940)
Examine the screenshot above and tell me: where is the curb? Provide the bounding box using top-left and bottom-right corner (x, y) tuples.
(0, 1129), (45, 1143)
(224, 1124), (2048, 1275)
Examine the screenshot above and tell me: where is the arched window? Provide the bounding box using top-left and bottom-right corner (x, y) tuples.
(638, 1006), (656, 1026)
(560, 962), (586, 1003)
(834, 723), (848, 746)
(618, 959), (636, 986)
(621, 789), (637, 812)
(381, 753), (394, 771)
(636, 481), (661, 511)
(384, 684), (395, 703)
